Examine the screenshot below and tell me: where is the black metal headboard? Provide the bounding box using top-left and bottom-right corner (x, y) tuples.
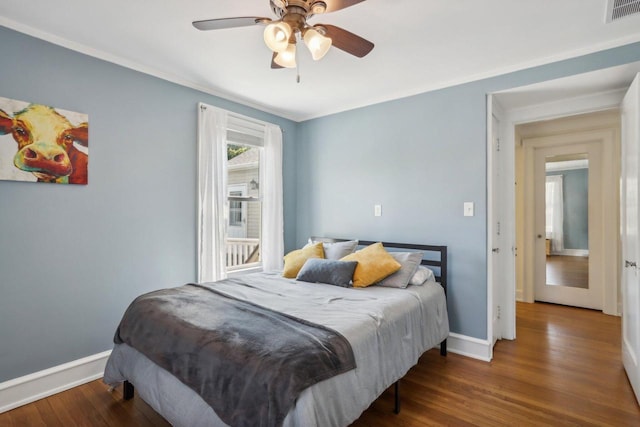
(310, 237), (447, 294)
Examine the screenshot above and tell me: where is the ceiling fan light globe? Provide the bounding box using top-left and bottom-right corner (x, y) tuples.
(304, 28), (332, 60)
(264, 22), (291, 52)
(274, 43), (297, 68)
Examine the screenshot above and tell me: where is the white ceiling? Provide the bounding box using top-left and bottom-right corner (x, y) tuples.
(1, 0), (640, 122)
(495, 60), (640, 110)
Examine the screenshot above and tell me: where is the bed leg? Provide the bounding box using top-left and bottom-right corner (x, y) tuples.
(440, 339), (447, 356)
(123, 380), (135, 400)
(394, 381), (400, 414)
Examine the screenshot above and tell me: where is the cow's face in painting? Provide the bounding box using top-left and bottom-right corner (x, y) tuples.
(0, 104), (88, 183)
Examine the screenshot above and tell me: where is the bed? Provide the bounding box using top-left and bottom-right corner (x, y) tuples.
(103, 239), (449, 427)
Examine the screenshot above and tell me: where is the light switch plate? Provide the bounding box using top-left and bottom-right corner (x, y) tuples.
(464, 202), (474, 217)
(374, 204), (382, 217)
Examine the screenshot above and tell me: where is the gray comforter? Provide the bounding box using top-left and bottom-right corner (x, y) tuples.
(113, 280), (356, 427)
(105, 272), (449, 427)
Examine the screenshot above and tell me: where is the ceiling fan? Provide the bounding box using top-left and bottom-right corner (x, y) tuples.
(193, 0), (374, 69)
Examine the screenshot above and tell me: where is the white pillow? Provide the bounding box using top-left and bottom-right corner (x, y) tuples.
(409, 266), (435, 286)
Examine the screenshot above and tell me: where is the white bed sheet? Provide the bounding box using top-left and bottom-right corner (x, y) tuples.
(104, 271), (449, 427)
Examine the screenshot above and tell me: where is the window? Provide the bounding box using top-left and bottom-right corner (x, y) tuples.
(226, 144), (261, 271)
(197, 103), (283, 282)
(228, 194), (243, 227)
(545, 174), (564, 253)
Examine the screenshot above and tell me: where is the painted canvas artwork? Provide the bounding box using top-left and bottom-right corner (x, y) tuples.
(0, 96), (88, 185)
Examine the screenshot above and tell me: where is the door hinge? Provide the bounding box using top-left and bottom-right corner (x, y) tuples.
(497, 305), (501, 320)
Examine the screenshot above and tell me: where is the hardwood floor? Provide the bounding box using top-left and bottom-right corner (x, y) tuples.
(2, 302), (638, 426)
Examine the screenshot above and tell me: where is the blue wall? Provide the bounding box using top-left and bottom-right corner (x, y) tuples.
(0, 26), (297, 382)
(296, 43), (640, 340)
(547, 169), (589, 250)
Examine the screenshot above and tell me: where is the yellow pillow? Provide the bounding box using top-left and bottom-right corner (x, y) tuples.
(341, 242), (402, 287)
(282, 242), (325, 278)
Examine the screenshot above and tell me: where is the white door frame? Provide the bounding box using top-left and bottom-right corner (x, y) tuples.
(488, 89), (625, 344)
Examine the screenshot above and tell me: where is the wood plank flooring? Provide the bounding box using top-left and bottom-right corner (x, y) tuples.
(1, 302), (638, 426)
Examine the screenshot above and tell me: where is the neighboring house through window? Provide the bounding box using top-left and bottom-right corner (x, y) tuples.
(228, 186), (246, 232)
(197, 103), (284, 282)
(226, 144), (261, 271)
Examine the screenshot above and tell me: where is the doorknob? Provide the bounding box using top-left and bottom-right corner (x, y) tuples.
(625, 260), (637, 268)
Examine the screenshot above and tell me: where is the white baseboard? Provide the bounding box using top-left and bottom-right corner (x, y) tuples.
(447, 332), (492, 362)
(0, 350), (111, 414)
(516, 288), (524, 302)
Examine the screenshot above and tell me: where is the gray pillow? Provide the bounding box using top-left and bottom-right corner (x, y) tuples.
(296, 258), (358, 287)
(307, 239), (359, 260)
(376, 252), (423, 288)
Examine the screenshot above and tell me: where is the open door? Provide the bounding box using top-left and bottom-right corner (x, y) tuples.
(487, 95), (516, 348)
(490, 113), (503, 346)
(621, 73), (640, 404)
(531, 140), (603, 310)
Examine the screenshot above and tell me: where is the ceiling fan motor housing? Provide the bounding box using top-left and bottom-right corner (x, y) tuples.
(270, 0), (327, 20)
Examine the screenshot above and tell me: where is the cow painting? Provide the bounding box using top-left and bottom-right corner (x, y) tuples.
(0, 98), (88, 185)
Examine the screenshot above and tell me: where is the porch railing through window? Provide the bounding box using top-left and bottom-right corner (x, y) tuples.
(226, 238), (260, 269)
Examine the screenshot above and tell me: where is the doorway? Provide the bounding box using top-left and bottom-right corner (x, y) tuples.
(488, 64), (640, 348)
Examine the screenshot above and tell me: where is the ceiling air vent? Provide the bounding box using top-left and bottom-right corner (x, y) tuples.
(606, 0), (640, 22)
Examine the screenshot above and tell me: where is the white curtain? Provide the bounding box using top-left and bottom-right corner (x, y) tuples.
(545, 175), (564, 254)
(260, 124), (284, 271)
(197, 103), (228, 282)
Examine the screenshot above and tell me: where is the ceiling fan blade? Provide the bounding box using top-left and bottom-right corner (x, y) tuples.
(271, 52), (284, 69)
(320, 24), (374, 58)
(323, 0), (367, 13)
(193, 17), (270, 31)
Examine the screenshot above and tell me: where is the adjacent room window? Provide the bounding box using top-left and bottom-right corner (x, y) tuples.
(545, 174), (564, 253)
(197, 103), (284, 282)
